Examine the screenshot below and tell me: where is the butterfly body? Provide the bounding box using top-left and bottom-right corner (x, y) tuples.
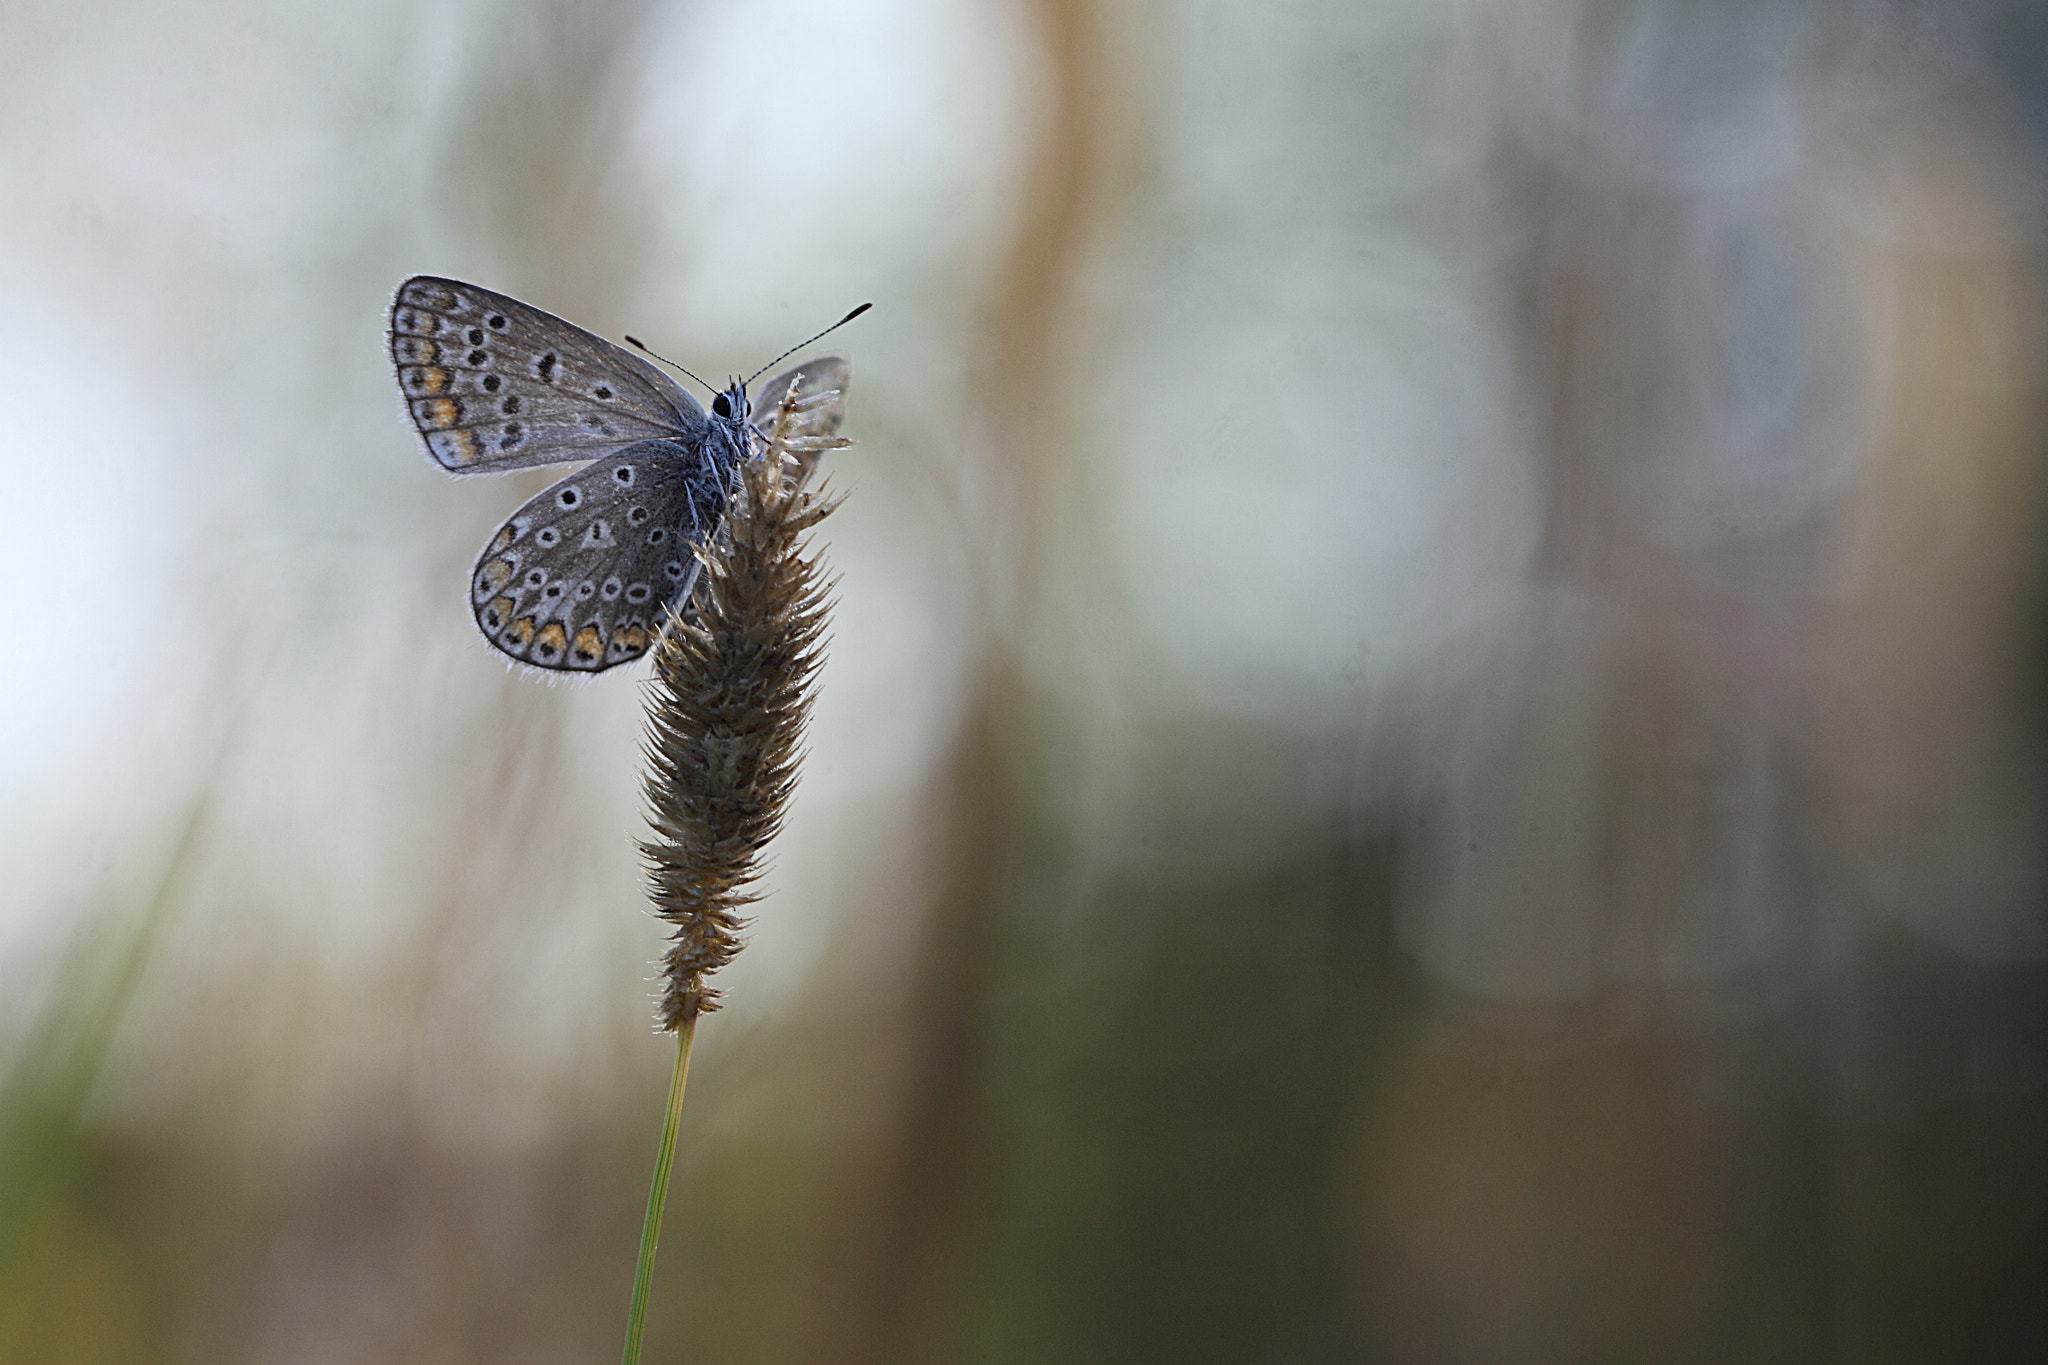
(389, 276), (848, 672)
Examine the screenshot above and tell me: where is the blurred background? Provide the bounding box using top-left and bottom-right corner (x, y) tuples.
(4, 0), (2046, 1360)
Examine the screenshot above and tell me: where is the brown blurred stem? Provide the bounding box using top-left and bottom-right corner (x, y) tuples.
(800, 3), (1132, 1362)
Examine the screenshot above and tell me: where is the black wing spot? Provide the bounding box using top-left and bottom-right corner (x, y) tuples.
(536, 352), (558, 382)
(627, 506), (650, 526)
(557, 486), (581, 509)
(575, 581), (596, 600)
(583, 520), (611, 547)
(601, 577), (623, 599)
(647, 527), (666, 545)
(535, 527), (559, 547)
(523, 569), (547, 589)
(593, 384), (613, 400)
(544, 583), (565, 599)
(664, 560), (687, 580)
(613, 466), (635, 485)
(625, 583), (652, 603)
(501, 422), (523, 448)
(482, 374), (502, 393)
(488, 313), (508, 330)
(467, 327), (484, 345)
(501, 395), (520, 415)
(467, 348), (489, 366)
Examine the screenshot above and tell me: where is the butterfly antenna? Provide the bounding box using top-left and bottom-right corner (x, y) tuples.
(744, 303), (873, 387)
(625, 335), (716, 395)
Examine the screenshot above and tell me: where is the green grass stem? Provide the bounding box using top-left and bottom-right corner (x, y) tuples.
(620, 1016), (698, 1365)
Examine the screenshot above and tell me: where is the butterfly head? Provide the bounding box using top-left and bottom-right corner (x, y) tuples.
(709, 379), (750, 425)
(704, 377), (756, 471)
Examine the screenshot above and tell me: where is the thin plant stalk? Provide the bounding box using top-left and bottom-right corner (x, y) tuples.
(618, 374), (850, 1360)
(620, 1016), (698, 1365)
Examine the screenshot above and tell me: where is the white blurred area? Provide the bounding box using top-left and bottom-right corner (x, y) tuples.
(0, 0), (1027, 1122)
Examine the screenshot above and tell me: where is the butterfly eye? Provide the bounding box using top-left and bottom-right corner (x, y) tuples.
(712, 394), (731, 418)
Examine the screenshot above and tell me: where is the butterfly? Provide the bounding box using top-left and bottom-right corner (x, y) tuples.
(389, 275), (852, 671)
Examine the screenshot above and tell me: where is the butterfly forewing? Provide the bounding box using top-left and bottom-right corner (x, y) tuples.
(469, 440), (722, 671)
(391, 276), (705, 475)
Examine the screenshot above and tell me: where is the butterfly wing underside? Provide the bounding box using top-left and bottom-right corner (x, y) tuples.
(468, 440), (717, 671)
(390, 276), (705, 474)
(751, 354), (851, 442)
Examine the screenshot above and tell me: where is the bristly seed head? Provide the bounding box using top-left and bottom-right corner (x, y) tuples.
(639, 383), (847, 1029)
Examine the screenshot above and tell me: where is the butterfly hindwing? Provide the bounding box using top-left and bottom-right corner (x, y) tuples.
(469, 440), (724, 671)
(391, 276), (706, 475)
(751, 354), (851, 440)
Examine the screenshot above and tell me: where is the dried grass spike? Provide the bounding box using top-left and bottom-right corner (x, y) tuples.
(640, 384), (844, 1029)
